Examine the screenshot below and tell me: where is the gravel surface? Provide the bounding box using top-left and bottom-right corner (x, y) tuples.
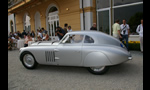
(8, 50), (143, 90)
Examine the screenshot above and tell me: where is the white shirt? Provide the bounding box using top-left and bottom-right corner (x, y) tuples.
(120, 24), (130, 35)
(42, 36), (46, 40)
(38, 32), (42, 38)
(67, 29), (72, 32)
(136, 24), (143, 37)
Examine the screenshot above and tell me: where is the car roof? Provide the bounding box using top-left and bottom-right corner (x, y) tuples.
(67, 30), (112, 39)
(67, 30), (106, 36)
(66, 30), (121, 46)
(67, 30), (100, 35)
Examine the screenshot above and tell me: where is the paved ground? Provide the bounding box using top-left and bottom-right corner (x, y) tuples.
(8, 50), (143, 90)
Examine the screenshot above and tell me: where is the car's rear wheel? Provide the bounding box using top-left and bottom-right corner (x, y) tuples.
(20, 51), (38, 69)
(87, 66), (109, 75)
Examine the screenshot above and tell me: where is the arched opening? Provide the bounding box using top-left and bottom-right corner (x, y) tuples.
(10, 20), (14, 33)
(46, 4), (59, 41)
(34, 11), (41, 38)
(23, 13), (31, 33)
(49, 6), (58, 13)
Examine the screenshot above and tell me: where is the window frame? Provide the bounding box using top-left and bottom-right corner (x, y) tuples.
(96, 0), (143, 36)
(84, 35), (95, 44)
(60, 34), (85, 45)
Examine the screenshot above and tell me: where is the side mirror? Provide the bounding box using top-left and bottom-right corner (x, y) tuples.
(62, 40), (66, 44)
(61, 35), (70, 44)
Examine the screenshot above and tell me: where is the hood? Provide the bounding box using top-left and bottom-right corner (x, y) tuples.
(31, 41), (59, 46)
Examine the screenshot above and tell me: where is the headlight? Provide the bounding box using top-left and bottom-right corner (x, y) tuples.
(120, 43), (125, 48)
(19, 49), (21, 52)
(128, 56), (132, 60)
(19, 48), (23, 52)
(120, 43), (128, 50)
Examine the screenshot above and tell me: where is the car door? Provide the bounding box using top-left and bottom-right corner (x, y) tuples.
(54, 34), (84, 66)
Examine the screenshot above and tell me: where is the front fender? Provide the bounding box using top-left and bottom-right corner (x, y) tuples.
(83, 52), (112, 67)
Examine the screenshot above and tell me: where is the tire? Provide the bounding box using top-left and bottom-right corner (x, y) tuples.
(87, 66), (109, 75)
(20, 51), (38, 69)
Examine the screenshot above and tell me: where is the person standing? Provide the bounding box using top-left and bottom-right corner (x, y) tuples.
(55, 26), (65, 40)
(24, 34), (32, 47)
(136, 19), (143, 53)
(30, 30), (35, 38)
(120, 19), (130, 50)
(42, 33), (49, 41)
(41, 27), (47, 34)
(8, 37), (13, 50)
(37, 29), (42, 41)
(21, 30), (27, 38)
(68, 26), (72, 32)
(17, 31), (22, 38)
(64, 23), (68, 34)
(90, 23), (97, 31)
(112, 19), (122, 39)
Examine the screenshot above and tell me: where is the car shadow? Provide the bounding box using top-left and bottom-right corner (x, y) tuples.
(106, 62), (142, 76)
(36, 65), (89, 75)
(33, 61), (140, 76)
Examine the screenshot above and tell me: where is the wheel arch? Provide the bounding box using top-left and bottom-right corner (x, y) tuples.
(20, 51), (37, 63)
(83, 51), (112, 67)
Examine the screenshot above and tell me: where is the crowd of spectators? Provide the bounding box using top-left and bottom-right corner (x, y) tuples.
(8, 27), (49, 50)
(8, 24), (72, 50)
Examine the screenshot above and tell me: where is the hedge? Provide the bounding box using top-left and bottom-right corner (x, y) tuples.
(123, 41), (140, 51)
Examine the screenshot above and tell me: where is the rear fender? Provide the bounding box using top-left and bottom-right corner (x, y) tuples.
(83, 52), (112, 67)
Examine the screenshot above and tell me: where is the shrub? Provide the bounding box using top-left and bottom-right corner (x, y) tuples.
(128, 43), (140, 51)
(123, 41), (140, 51)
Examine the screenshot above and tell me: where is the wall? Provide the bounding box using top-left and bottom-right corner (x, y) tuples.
(129, 35), (140, 41)
(80, 0), (96, 30)
(15, 0), (82, 32)
(13, 0), (97, 33)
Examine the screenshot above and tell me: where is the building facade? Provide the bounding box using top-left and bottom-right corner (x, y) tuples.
(8, 0), (143, 41)
(8, 0), (96, 39)
(96, 0), (143, 41)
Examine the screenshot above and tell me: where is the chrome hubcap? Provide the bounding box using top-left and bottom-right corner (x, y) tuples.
(90, 66), (105, 72)
(23, 54), (34, 67)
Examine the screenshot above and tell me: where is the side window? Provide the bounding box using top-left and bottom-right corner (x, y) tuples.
(84, 35), (94, 43)
(62, 34), (84, 44)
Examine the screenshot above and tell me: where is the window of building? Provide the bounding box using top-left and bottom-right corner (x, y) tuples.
(10, 20), (14, 33)
(114, 4), (143, 35)
(96, 0), (110, 9)
(49, 6), (58, 13)
(23, 13), (31, 33)
(114, 0), (143, 6)
(96, 0), (143, 35)
(47, 6), (59, 41)
(98, 10), (110, 34)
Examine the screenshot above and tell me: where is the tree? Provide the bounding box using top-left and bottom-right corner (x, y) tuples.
(128, 12), (143, 34)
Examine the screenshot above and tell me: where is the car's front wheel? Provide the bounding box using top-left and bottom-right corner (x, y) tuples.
(20, 51), (38, 69)
(87, 66), (109, 75)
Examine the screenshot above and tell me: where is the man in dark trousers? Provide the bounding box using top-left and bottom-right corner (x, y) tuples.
(55, 26), (65, 40)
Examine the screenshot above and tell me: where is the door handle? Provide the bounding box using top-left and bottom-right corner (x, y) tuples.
(54, 49), (59, 52)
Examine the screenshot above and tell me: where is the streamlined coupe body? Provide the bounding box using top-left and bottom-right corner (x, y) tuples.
(19, 31), (132, 75)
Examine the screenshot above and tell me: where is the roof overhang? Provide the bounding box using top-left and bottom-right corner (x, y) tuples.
(8, 0), (41, 14)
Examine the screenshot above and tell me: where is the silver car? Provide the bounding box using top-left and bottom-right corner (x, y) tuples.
(19, 31), (132, 75)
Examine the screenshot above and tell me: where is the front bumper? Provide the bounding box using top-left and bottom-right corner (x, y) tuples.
(128, 56), (132, 60)
(128, 52), (132, 60)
